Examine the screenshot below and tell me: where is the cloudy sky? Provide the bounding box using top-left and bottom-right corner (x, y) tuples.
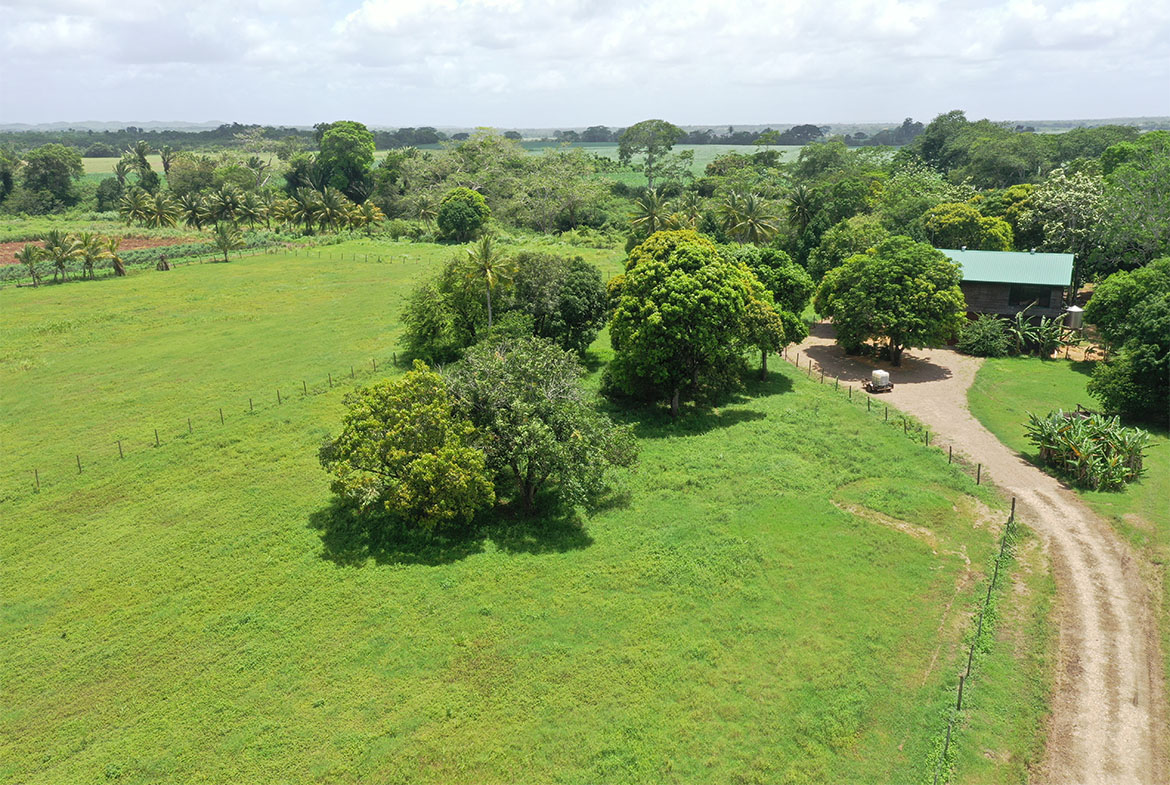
(2, 0), (1168, 127)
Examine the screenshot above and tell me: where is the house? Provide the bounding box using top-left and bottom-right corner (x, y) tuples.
(938, 248), (1074, 318)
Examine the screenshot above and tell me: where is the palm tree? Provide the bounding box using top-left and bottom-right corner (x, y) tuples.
(350, 201), (386, 236)
(158, 145), (176, 177)
(15, 244), (42, 287)
(718, 190), (742, 232)
(105, 236), (126, 277)
(205, 185), (244, 225)
(144, 192), (179, 228)
(630, 188), (669, 235)
(113, 159), (131, 187)
(786, 184), (817, 235)
(238, 191), (266, 228)
(125, 140), (152, 174)
(212, 223), (245, 262)
(42, 230), (82, 283)
(177, 193), (205, 230)
(316, 187), (353, 233)
(118, 187), (151, 225)
(725, 193), (779, 244)
(269, 197), (296, 230)
(464, 235), (511, 328)
(76, 232), (110, 279)
(290, 188), (322, 234)
(674, 191), (704, 227)
(415, 192), (439, 228)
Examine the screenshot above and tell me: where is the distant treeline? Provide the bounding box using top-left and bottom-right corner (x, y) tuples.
(0, 120), (925, 154)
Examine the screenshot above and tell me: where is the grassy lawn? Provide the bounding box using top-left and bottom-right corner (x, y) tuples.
(968, 356), (1169, 684)
(3, 241), (1031, 783)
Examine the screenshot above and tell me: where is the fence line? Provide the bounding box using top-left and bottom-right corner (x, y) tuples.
(14, 349), (402, 496)
(779, 344), (1018, 783)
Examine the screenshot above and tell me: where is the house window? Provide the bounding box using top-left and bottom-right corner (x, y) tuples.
(1008, 285), (1052, 308)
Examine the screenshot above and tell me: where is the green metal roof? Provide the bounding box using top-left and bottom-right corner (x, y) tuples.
(938, 248), (1074, 287)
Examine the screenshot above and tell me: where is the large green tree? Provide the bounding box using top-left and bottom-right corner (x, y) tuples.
(319, 362), (495, 528)
(447, 337), (637, 513)
(1084, 258), (1169, 424)
(921, 202), (1014, 251)
(815, 236), (966, 365)
(317, 120), (376, 201)
(512, 252), (608, 355)
(20, 144), (84, 208)
(437, 187), (491, 242)
(607, 230), (790, 415)
(618, 119), (686, 190)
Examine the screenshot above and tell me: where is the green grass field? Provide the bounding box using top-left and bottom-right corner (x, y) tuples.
(81, 155), (166, 175)
(968, 356), (1169, 684)
(2, 241), (1036, 783)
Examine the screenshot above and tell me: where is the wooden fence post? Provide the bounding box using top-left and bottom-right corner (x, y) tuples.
(154, 428), (160, 447)
(77, 455), (82, 474)
(34, 468), (40, 492)
(976, 464), (982, 485)
(219, 407), (224, 425)
(118, 440), (123, 459)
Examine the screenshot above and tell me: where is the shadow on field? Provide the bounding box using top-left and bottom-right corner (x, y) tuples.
(308, 497), (594, 567)
(602, 370), (792, 439)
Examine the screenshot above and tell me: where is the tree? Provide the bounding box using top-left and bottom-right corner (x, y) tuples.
(607, 230), (788, 415)
(464, 235), (512, 328)
(95, 177), (124, 212)
(922, 202), (1014, 250)
(512, 252), (608, 354)
(350, 201), (386, 236)
(212, 222), (244, 262)
(1025, 168), (1105, 287)
(20, 144), (84, 208)
(317, 120), (376, 201)
(1097, 148), (1170, 277)
(118, 187), (150, 225)
(158, 145), (176, 176)
(15, 244), (41, 286)
(144, 192), (179, 228)
(76, 232), (110, 279)
(721, 192), (779, 244)
(41, 230), (82, 282)
(437, 187), (490, 242)
(815, 236), (966, 365)
(722, 245), (812, 377)
(808, 214), (890, 281)
(319, 361), (494, 528)
(618, 119), (685, 190)
(105, 236), (126, 277)
(1084, 258), (1169, 424)
(447, 337), (637, 513)
(630, 188), (670, 236)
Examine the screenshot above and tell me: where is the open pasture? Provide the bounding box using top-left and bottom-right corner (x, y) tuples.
(2, 240), (1025, 783)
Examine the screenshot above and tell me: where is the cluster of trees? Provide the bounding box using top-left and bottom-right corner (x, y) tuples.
(320, 343), (638, 527)
(402, 240), (609, 363)
(14, 230), (126, 285)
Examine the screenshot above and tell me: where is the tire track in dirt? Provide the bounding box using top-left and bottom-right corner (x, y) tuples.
(793, 325), (1167, 785)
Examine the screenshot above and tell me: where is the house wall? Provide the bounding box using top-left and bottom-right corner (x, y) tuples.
(960, 281), (1064, 317)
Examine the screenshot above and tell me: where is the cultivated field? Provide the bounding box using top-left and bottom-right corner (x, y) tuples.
(2, 241), (1025, 783)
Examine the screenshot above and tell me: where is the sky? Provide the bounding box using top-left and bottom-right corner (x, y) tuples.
(1, 0), (1168, 127)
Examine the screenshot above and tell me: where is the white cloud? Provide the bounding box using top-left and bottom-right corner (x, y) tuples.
(0, 0), (1166, 125)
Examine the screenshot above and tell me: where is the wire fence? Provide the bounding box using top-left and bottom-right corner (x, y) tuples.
(779, 344), (1019, 784)
(17, 349), (403, 496)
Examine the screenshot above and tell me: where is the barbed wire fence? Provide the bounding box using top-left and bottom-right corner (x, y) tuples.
(779, 344), (1019, 784)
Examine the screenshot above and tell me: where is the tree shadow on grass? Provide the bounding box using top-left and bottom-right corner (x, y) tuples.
(600, 371), (792, 439)
(308, 495), (595, 567)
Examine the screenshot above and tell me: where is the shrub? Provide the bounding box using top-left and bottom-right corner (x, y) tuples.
(1025, 410), (1150, 490)
(957, 314), (1010, 357)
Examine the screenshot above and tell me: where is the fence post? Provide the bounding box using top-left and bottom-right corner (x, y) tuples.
(372, 358), (377, 372)
(976, 464), (982, 485)
(277, 389), (282, 405)
(303, 380), (307, 395)
(957, 674), (965, 710)
(219, 407), (224, 425)
(77, 455), (82, 474)
(328, 373), (333, 388)
(188, 417), (192, 434)
(795, 352), (799, 365)
(154, 428), (160, 447)
(849, 386), (852, 400)
(867, 397), (871, 412)
(820, 369), (824, 384)
(949, 445), (953, 464)
(904, 418), (908, 434)
(350, 366), (355, 379)
(834, 376), (838, 390)
(34, 468), (40, 492)
(1010, 496), (1016, 523)
(393, 352), (397, 365)
(118, 440), (123, 459)
(885, 406), (888, 422)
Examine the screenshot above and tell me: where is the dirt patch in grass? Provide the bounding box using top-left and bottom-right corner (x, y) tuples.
(1, 235), (201, 264)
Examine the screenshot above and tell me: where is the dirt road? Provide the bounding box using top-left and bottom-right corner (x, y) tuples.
(793, 325), (1167, 784)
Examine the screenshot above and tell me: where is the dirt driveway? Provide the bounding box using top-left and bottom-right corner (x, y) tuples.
(793, 324), (1166, 785)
